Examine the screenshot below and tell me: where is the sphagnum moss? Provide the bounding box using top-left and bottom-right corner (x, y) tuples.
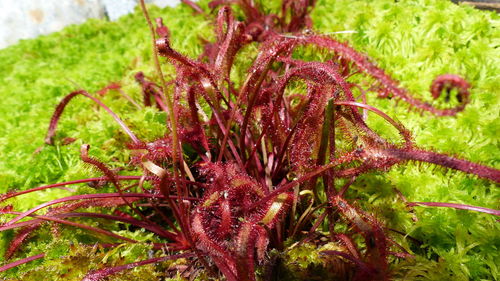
(0, 0), (498, 280)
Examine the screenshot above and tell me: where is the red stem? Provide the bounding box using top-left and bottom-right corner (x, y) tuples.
(45, 90), (139, 145)
(3, 193), (197, 227)
(82, 253), (195, 281)
(0, 253), (45, 273)
(383, 148), (500, 183)
(408, 202), (500, 216)
(0, 176), (143, 203)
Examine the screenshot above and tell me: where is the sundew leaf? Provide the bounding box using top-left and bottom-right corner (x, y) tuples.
(0, 0), (499, 280)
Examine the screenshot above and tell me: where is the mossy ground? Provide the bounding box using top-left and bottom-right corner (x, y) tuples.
(0, 0), (498, 280)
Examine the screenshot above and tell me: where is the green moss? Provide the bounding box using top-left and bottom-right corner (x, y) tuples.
(277, 242), (351, 280)
(13, 243), (163, 281)
(313, 1), (499, 280)
(0, 3), (209, 279)
(0, 4), (210, 195)
(0, 0), (498, 280)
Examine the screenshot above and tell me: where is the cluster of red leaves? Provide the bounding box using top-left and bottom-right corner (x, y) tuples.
(1, 1), (499, 280)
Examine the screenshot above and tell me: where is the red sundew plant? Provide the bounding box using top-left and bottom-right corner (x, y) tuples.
(1, 1), (499, 280)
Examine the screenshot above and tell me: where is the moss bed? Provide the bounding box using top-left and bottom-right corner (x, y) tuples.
(0, 0), (498, 280)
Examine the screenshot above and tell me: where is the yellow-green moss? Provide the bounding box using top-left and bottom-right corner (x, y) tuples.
(0, 0), (498, 280)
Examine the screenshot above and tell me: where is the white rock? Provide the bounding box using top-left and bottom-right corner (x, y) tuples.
(145, 0), (181, 9)
(101, 0), (137, 21)
(0, 0), (104, 49)
(0, 0), (184, 49)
